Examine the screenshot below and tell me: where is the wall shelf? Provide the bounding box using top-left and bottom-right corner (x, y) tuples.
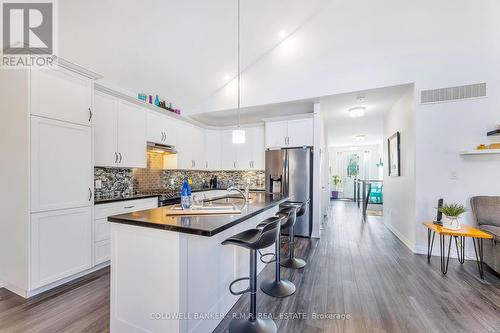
(460, 149), (500, 155)
(487, 129), (500, 136)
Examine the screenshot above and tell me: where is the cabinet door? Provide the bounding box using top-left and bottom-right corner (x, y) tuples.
(250, 127), (265, 169)
(30, 68), (92, 126)
(146, 111), (165, 144)
(117, 101), (147, 168)
(175, 121), (191, 169)
(163, 117), (179, 147)
(220, 130), (237, 170)
(287, 118), (313, 147)
(236, 132), (252, 170)
(30, 207), (92, 289)
(31, 116), (92, 213)
(205, 130), (221, 170)
(94, 92), (118, 167)
(192, 126), (205, 170)
(265, 121), (288, 148)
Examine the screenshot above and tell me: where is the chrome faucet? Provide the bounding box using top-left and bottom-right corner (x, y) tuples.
(227, 186), (248, 204)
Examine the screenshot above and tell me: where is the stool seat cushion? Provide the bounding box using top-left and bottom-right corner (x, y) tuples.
(280, 201), (306, 217)
(222, 229), (263, 249)
(222, 217), (281, 250)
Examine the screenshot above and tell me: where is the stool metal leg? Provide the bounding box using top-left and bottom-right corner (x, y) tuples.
(228, 249), (277, 333)
(260, 226), (296, 297)
(280, 224), (306, 269)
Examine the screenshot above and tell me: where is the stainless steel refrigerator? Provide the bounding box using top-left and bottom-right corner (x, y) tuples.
(265, 147), (313, 237)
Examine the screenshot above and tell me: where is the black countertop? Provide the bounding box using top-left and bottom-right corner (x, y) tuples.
(107, 192), (287, 237)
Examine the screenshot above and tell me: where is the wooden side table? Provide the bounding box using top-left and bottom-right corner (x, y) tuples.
(422, 222), (493, 279)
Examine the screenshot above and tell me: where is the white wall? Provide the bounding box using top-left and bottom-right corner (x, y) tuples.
(383, 88), (417, 250)
(414, 79), (500, 255)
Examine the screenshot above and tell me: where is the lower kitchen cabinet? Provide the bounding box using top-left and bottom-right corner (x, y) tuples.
(30, 207), (92, 289)
(93, 197), (158, 266)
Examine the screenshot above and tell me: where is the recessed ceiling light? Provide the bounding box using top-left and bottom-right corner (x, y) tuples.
(354, 135), (366, 141)
(348, 106), (366, 118)
(279, 30), (287, 38)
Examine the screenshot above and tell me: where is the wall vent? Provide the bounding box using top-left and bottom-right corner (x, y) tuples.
(420, 83), (486, 104)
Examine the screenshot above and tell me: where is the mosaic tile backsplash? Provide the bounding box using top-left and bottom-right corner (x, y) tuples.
(94, 167), (266, 200)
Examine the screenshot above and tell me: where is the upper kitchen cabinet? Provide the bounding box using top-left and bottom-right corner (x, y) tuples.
(204, 130), (222, 170)
(94, 91), (147, 168)
(176, 121), (205, 169)
(220, 127), (265, 170)
(30, 116), (92, 213)
(30, 68), (93, 126)
(221, 130), (238, 170)
(265, 118), (313, 148)
(249, 126), (265, 169)
(146, 111), (178, 146)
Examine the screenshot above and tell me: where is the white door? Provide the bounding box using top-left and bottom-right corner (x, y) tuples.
(250, 127), (265, 169)
(221, 130), (237, 170)
(265, 121), (288, 148)
(94, 92), (118, 167)
(205, 130), (221, 170)
(30, 207), (92, 289)
(236, 133), (252, 170)
(117, 101), (146, 168)
(146, 111), (165, 144)
(30, 68), (92, 126)
(30, 116), (92, 213)
(287, 118), (313, 147)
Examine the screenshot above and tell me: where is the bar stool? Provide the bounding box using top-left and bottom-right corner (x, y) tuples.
(280, 202), (307, 269)
(257, 213), (296, 298)
(221, 216), (282, 333)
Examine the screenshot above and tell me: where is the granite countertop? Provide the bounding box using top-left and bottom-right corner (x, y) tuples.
(107, 192), (287, 237)
(94, 187), (266, 205)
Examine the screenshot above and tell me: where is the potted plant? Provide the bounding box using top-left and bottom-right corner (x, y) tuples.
(439, 203), (466, 230)
(331, 175), (342, 199)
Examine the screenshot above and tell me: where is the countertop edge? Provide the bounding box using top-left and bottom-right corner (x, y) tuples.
(107, 196), (289, 237)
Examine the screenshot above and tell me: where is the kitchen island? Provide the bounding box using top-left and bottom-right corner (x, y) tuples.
(107, 192), (287, 333)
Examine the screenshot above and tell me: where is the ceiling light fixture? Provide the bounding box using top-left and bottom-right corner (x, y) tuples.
(348, 106), (366, 118)
(232, 0), (246, 144)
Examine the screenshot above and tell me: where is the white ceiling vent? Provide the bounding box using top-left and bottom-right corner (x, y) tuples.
(420, 83), (486, 104)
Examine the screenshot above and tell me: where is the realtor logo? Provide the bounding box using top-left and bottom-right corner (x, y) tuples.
(1, 0), (56, 68)
(2, 1), (53, 54)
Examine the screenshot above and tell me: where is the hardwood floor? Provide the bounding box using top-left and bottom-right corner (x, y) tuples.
(1, 201), (499, 333)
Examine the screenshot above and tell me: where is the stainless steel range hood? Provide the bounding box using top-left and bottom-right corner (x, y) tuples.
(146, 142), (177, 154)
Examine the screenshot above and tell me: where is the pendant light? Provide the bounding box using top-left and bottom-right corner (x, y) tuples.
(232, 0), (246, 144)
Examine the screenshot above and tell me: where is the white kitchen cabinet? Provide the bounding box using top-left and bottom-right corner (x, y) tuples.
(221, 130), (238, 170)
(94, 92), (147, 168)
(236, 135), (253, 170)
(176, 122), (204, 170)
(204, 130), (221, 170)
(265, 118), (313, 148)
(30, 116), (92, 213)
(287, 118), (314, 147)
(30, 68), (93, 127)
(117, 101), (147, 168)
(30, 207), (92, 289)
(146, 111), (178, 146)
(250, 126), (265, 169)
(94, 92), (118, 167)
(93, 197), (158, 266)
(265, 121), (288, 148)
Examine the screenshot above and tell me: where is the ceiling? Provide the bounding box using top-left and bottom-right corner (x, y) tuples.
(58, 0), (327, 114)
(321, 84), (412, 147)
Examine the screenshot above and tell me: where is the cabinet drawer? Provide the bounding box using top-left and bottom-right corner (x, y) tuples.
(94, 218), (110, 242)
(94, 240), (110, 265)
(94, 197), (158, 220)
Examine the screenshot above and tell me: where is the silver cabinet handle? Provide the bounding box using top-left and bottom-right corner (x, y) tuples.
(124, 205), (135, 209)
(118, 152), (122, 163)
(88, 108), (92, 122)
(163, 132), (167, 142)
(115, 152), (118, 163)
(88, 187), (92, 201)
(234, 161), (236, 169)
(206, 161), (208, 169)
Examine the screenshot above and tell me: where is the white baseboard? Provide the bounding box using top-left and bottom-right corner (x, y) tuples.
(383, 221), (416, 252)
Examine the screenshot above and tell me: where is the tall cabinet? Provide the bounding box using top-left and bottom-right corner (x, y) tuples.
(0, 60), (101, 298)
